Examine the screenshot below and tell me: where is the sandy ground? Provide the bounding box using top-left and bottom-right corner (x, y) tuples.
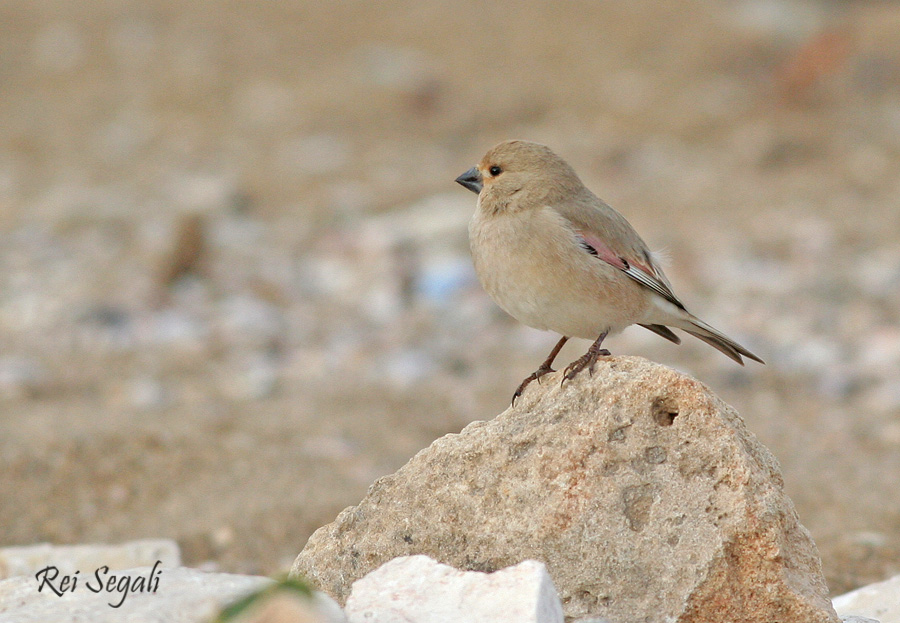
(2, 0), (900, 595)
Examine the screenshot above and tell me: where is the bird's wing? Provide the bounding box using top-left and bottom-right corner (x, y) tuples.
(575, 228), (686, 310)
(552, 192), (686, 310)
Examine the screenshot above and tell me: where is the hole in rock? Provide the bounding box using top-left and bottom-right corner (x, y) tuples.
(651, 396), (679, 426)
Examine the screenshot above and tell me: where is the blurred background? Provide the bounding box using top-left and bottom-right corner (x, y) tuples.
(1, 0), (899, 595)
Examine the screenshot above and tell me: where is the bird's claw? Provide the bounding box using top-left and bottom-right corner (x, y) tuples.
(511, 366), (555, 406)
(560, 349), (610, 385)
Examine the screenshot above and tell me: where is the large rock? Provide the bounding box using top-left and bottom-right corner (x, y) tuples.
(292, 356), (838, 623)
(344, 555), (563, 623)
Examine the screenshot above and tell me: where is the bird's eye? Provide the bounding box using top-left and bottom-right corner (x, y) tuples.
(489, 165), (502, 176)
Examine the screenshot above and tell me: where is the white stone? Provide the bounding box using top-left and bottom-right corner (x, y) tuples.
(0, 566), (345, 623)
(0, 539), (181, 580)
(834, 573), (900, 623)
(0, 566), (267, 623)
(840, 616), (881, 623)
(344, 555), (563, 623)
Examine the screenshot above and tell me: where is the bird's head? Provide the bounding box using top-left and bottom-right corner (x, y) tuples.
(455, 140), (583, 212)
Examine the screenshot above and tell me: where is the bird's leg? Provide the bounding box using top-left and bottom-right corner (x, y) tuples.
(562, 330), (610, 384)
(512, 336), (569, 406)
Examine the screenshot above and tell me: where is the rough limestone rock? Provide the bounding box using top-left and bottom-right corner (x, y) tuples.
(292, 356), (838, 623)
(833, 572), (900, 623)
(344, 555), (563, 623)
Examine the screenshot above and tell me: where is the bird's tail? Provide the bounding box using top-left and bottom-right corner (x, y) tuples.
(676, 315), (764, 365)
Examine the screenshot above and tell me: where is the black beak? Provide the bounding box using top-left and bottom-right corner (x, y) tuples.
(455, 167), (483, 194)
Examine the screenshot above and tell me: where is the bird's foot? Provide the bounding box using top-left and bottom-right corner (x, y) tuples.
(511, 365), (556, 406)
(562, 345), (611, 384)
(510, 335), (570, 406)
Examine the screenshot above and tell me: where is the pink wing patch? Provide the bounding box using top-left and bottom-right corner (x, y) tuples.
(575, 229), (684, 309)
(575, 230), (652, 274)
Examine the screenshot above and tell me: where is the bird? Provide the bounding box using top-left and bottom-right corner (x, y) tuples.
(455, 140), (763, 405)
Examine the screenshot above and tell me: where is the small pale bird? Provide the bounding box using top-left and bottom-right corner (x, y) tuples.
(455, 140), (763, 404)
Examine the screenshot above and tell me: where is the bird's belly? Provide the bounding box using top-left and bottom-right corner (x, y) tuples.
(486, 271), (638, 338)
(493, 281), (616, 338)
(470, 211), (649, 339)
